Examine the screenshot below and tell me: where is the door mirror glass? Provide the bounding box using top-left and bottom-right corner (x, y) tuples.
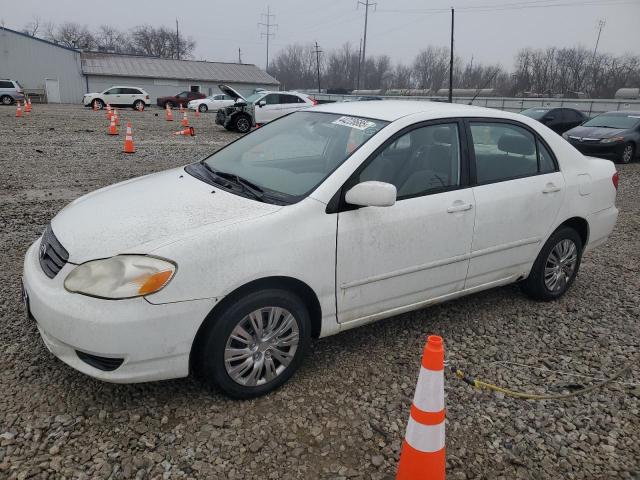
(345, 181), (397, 208)
(258, 100), (266, 107)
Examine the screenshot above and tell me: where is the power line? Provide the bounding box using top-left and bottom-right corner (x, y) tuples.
(313, 42), (323, 93)
(376, 0), (633, 14)
(357, 0), (377, 90)
(258, 6), (277, 70)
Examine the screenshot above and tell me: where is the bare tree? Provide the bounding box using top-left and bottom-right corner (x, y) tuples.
(45, 22), (96, 49)
(95, 25), (128, 53)
(21, 16), (40, 37)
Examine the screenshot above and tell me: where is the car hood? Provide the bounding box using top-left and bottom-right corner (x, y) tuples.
(51, 167), (280, 263)
(218, 84), (245, 102)
(565, 125), (628, 139)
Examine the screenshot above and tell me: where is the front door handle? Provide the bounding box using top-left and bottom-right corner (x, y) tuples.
(447, 202), (473, 213)
(542, 183), (561, 194)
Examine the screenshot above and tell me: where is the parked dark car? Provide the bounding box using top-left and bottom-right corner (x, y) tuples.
(563, 111), (640, 164)
(156, 91), (206, 109)
(520, 107), (587, 134)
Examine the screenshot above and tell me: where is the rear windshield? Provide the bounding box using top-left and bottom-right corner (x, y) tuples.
(520, 108), (550, 120)
(582, 114), (640, 129)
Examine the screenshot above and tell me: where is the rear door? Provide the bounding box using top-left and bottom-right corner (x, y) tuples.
(465, 120), (565, 289)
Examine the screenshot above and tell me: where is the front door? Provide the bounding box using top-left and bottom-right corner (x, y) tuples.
(465, 120), (565, 288)
(45, 79), (60, 103)
(336, 121), (476, 323)
(255, 93), (283, 123)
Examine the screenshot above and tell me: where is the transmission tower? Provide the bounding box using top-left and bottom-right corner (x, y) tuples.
(259, 6), (277, 70)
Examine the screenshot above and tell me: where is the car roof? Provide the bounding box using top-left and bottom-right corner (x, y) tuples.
(311, 100), (518, 122)
(598, 111), (640, 116)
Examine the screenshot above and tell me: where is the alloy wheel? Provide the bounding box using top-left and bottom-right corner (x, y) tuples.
(544, 239), (578, 292)
(224, 307), (299, 387)
(622, 145), (633, 164)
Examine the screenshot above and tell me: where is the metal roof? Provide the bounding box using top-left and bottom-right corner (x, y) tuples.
(80, 52), (279, 86)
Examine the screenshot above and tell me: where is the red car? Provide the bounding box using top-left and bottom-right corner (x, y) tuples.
(156, 91), (206, 108)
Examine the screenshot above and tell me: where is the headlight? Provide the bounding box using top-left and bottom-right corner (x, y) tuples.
(64, 255), (176, 299)
(601, 136), (624, 144)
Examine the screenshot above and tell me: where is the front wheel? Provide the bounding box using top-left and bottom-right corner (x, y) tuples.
(194, 289), (311, 399)
(198, 104), (208, 113)
(521, 226), (583, 301)
(133, 100), (145, 111)
(92, 98), (104, 110)
(620, 143), (635, 164)
(233, 114), (251, 133)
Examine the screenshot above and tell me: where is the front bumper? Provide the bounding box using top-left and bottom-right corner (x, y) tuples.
(567, 140), (625, 160)
(22, 240), (218, 383)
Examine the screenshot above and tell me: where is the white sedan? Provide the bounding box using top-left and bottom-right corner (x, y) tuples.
(187, 94), (235, 113)
(23, 101), (618, 398)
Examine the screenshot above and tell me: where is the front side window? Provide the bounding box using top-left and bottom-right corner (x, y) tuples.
(103, 88), (119, 95)
(194, 112), (388, 201)
(471, 122), (538, 184)
(357, 123), (461, 199)
(264, 94), (280, 105)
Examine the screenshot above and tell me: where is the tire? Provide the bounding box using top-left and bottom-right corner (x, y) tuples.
(194, 289), (311, 399)
(620, 143), (635, 164)
(2, 95), (14, 105)
(165, 101), (175, 109)
(521, 226), (583, 301)
(133, 100), (145, 111)
(233, 114), (251, 133)
(198, 104), (208, 113)
(91, 98), (104, 110)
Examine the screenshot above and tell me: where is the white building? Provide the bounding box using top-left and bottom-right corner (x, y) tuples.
(0, 26), (279, 104)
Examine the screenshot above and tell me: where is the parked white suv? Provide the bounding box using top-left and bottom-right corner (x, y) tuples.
(83, 86), (150, 110)
(0, 79), (25, 105)
(22, 101), (618, 398)
(215, 85), (316, 133)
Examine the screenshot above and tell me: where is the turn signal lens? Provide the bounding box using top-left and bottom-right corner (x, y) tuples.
(612, 172), (619, 190)
(65, 255), (176, 299)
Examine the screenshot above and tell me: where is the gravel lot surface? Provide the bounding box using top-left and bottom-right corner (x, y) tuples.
(1, 104), (638, 480)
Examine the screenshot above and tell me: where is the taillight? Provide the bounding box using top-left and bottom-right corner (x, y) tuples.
(612, 171), (619, 190)
(312, 99), (318, 106)
(146, 95), (150, 100)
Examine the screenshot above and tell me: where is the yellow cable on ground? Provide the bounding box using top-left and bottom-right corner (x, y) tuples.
(450, 358), (637, 400)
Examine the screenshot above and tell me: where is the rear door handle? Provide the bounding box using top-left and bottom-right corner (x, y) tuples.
(447, 202), (473, 213)
(542, 183), (561, 194)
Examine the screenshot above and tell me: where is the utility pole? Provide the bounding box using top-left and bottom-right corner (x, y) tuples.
(175, 19), (180, 60)
(448, 8), (454, 103)
(590, 19), (606, 95)
(357, 0), (376, 90)
(356, 37), (363, 92)
(259, 6), (277, 71)
(313, 42), (323, 93)
(238, 48), (242, 64)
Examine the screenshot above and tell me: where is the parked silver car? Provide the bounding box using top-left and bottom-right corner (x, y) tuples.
(0, 79), (25, 105)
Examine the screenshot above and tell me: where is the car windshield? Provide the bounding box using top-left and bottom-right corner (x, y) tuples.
(520, 108), (550, 120)
(196, 111), (388, 202)
(582, 114), (640, 129)
(243, 92), (264, 104)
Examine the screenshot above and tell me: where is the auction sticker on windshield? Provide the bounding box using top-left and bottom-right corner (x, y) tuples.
(332, 116), (378, 131)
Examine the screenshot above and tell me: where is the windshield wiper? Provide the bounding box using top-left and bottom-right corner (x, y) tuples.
(200, 162), (266, 201)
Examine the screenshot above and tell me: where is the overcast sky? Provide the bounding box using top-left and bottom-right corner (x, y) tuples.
(3, 0), (639, 69)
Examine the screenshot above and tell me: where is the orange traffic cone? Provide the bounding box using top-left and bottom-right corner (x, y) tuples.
(174, 126), (195, 136)
(113, 108), (120, 126)
(108, 116), (118, 136)
(194, 108), (200, 119)
(396, 335), (446, 480)
(92, 100), (98, 112)
(25, 98), (32, 113)
(165, 104), (173, 121)
(123, 122), (135, 153)
(106, 104), (112, 119)
(181, 111), (189, 127)
(16, 101), (23, 118)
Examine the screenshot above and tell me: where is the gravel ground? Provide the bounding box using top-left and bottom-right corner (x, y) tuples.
(0, 104), (638, 480)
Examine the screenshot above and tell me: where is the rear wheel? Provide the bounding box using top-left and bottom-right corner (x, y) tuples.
(133, 100), (145, 111)
(521, 226), (583, 301)
(198, 104), (208, 113)
(620, 143), (635, 164)
(233, 114), (251, 133)
(194, 289), (311, 398)
(1, 95), (13, 105)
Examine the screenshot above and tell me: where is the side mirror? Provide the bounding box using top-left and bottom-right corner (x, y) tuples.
(345, 181), (397, 208)
(258, 100), (266, 107)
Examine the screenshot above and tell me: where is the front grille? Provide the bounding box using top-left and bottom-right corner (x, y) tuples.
(76, 351), (124, 371)
(39, 224), (69, 279)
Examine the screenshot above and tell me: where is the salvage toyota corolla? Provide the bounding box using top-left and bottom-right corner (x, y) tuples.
(23, 101), (619, 398)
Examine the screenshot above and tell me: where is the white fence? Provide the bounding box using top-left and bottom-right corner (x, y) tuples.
(311, 94), (640, 117)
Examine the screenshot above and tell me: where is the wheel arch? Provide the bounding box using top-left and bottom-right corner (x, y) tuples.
(189, 275), (322, 372)
(558, 216), (589, 247)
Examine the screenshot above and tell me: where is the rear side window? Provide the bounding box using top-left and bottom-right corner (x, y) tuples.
(0, 81), (14, 88)
(279, 94), (300, 104)
(470, 122), (558, 184)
